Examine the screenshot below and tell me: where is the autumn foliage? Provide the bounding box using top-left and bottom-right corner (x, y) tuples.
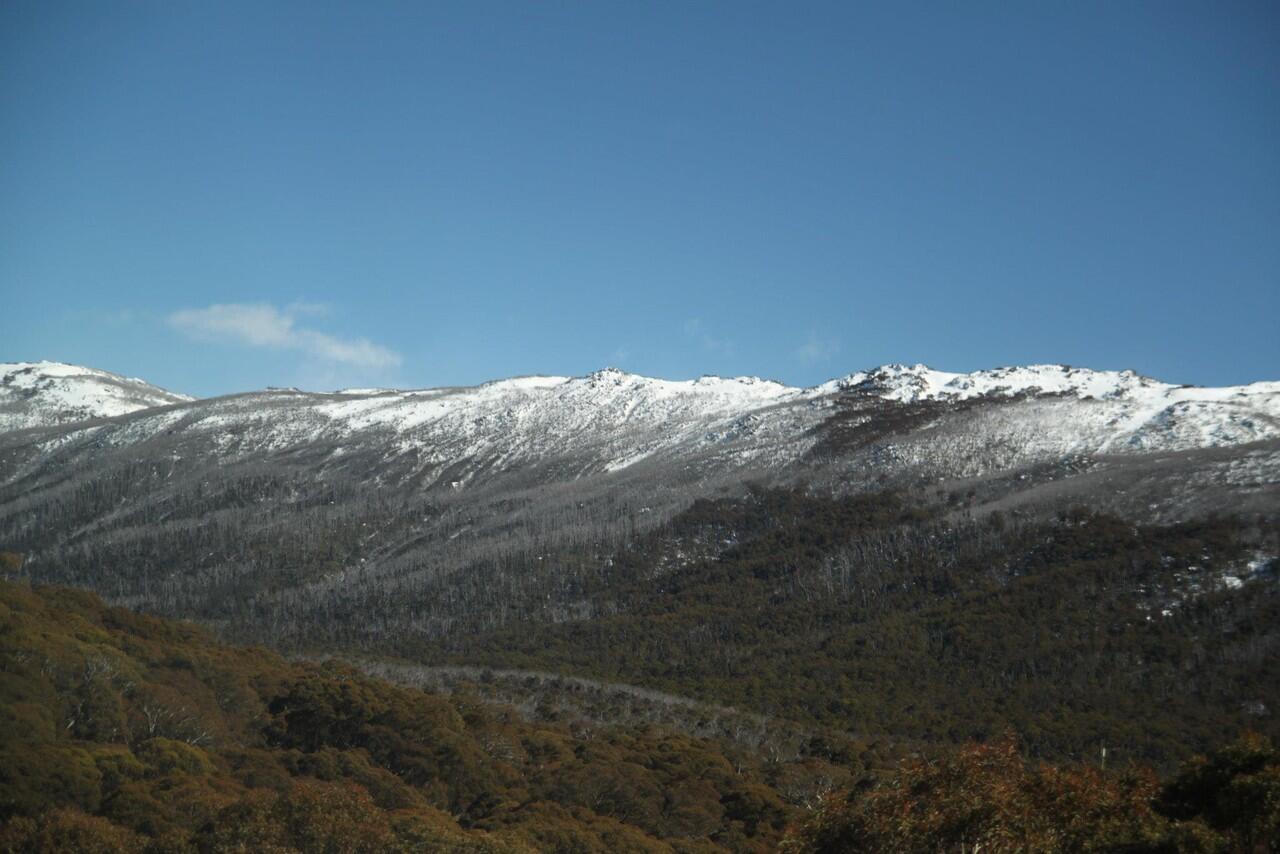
(782, 734), (1280, 853)
(2, 578), (1277, 852)
(0, 580), (799, 852)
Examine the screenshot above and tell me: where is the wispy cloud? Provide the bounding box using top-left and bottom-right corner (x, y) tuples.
(167, 303), (401, 369)
(796, 331), (840, 364)
(684, 318), (735, 356)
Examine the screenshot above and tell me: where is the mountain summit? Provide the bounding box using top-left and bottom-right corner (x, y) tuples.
(0, 361), (192, 433)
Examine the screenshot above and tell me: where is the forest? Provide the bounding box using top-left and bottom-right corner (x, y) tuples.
(356, 488), (1280, 768)
(1, 580), (1277, 852)
(0, 579), (803, 852)
(3, 470), (1279, 766)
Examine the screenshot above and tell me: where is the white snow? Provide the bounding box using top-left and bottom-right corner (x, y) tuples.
(1246, 555), (1276, 577)
(310, 368), (802, 468)
(816, 364), (1280, 455)
(820, 363), (1273, 405)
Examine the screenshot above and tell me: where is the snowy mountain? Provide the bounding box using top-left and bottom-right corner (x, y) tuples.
(1, 357), (1277, 658)
(3, 362), (1275, 475)
(2, 359), (1277, 562)
(819, 363), (1280, 458)
(0, 361), (192, 433)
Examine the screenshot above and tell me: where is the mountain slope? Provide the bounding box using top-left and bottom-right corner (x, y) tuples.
(1, 362), (1277, 646)
(0, 361), (193, 433)
(1, 359), (1278, 777)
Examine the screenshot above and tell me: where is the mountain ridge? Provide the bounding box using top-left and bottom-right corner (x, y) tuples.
(4, 360), (1278, 451)
(12, 359), (1280, 406)
(3, 361), (1277, 476)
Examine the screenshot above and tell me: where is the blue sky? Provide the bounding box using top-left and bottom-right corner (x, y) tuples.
(2, 1), (1277, 396)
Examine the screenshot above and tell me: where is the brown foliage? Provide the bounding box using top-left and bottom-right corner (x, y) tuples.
(0, 580), (800, 851)
(782, 734), (1280, 853)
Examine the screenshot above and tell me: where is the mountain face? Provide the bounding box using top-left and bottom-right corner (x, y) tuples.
(2, 360), (1278, 587)
(1, 359), (1278, 766)
(0, 361), (192, 433)
(2, 362), (1277, 537)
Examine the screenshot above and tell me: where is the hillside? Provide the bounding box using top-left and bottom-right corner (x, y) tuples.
(3, 363), (1277, 635)
(347, 488), (1280, 766)
(2, 361), (1279, 770)
(2, 581), (1276, 853)
(0, 579), (822, 852)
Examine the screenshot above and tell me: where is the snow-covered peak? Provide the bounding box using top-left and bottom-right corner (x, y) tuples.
(480, 374), (572, 392)
(567, 368), (794, 400)
(821, 363), (1183, 403)
(311, 367), (800, 439)
(0, 361), (193, 433)
(807, 364), (1279, 453)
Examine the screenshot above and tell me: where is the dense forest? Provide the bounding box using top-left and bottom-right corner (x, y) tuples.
(4, 476), (1278, 768)
(0, 580), (808, 851)
(782, 733), (1280, 852)
(2, 580), (1277, 852)
(360, 488), (1280, 768)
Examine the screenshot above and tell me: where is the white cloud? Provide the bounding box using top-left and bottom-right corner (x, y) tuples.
(167, 303), (401, 369)
(796, 332), (840, 364)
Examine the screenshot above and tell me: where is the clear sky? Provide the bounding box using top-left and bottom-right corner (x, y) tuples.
(2, 1), (1277, 396)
